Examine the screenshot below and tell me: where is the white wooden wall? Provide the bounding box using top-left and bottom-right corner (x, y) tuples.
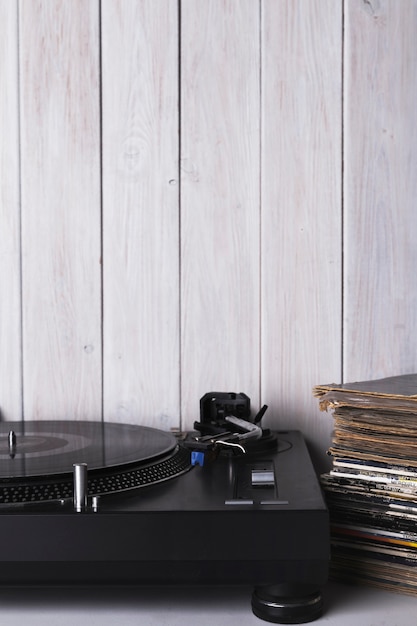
(1, 0), (416, 471)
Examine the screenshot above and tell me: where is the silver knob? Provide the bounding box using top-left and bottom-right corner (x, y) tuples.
(92, 495), (100, 512)
(73, 463), (88, 512)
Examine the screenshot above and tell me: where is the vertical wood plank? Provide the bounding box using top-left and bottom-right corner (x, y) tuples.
(180, 0), (261, 428)
(261, 0), (342, 468)
(344, 0), (417, 381)
(19, 0), (102, 420)
(0, 0), (22, 421)
(102, 0), (180, 428)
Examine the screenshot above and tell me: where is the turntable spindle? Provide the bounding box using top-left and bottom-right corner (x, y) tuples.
(73, 463), (88, 512)
(8, 430), (16, 458)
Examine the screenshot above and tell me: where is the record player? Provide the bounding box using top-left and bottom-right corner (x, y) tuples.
(0, 393), (329, 624)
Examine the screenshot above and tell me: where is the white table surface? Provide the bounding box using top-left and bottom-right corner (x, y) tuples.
(0, 580), (415, 626)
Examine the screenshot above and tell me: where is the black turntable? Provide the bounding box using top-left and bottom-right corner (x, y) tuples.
(0, 413), (329, 624)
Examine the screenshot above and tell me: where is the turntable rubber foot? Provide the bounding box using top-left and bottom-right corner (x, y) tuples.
(251, 584), (323, 624)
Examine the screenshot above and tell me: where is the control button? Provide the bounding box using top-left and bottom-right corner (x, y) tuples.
(225, 499), (254, 506)
(260, 500), (289, 505)
(92, 495), (100, 512)
(251, 469), (275, 487)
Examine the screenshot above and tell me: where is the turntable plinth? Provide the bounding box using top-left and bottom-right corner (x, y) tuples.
(0, 422), (329, 624)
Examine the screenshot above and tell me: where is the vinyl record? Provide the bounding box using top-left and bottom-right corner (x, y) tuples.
(0, 421), (176, 478)
(0, 421), (191, 506)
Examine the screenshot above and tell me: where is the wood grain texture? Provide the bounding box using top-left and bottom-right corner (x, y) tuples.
(260, 0), (343, 468)
(180, 0), (261, 428)
(102, 0), (180, 428)
(19, 0), (102, 420)
(0, 0), (22, 421)
(344, 0), (417, 381)
(1, 0), (416, 465)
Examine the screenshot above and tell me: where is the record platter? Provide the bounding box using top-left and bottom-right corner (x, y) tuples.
(0, 414), (329, 624)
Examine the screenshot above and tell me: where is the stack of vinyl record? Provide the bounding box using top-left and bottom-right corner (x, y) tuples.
(314, 373), (417, 595)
